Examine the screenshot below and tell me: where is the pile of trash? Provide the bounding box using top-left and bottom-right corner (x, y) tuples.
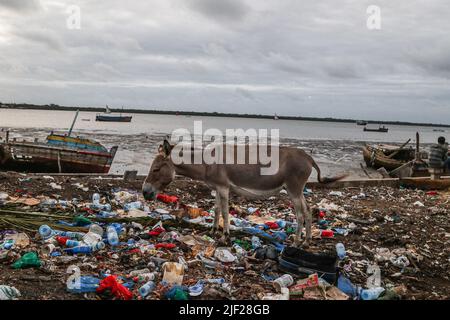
(0, 174), (449, 300)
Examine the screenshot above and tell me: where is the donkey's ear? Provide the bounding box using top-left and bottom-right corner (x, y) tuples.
(162, 139), (173, 156)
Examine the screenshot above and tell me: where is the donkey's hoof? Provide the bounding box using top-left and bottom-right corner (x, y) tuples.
(218, 234), (231, 246)
(301, 241), (311, 249)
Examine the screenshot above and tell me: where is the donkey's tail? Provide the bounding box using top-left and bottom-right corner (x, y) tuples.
(311, 158), (347, 184)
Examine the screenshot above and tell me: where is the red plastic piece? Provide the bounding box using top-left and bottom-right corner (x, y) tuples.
(96, 275), (133, 300)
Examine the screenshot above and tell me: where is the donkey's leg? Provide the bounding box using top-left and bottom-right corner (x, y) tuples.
(290, 196), (304, 247)
(217, 186), (230, 241)
(212, 190), (222, 234)
(300, 194), (312, 248)
(286, 183), (304, 247)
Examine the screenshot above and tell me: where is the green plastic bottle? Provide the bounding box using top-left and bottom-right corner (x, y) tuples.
(11, 252), (42, 269)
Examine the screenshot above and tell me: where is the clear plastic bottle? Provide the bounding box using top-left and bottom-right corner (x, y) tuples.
(92, 193), (100, 206)
(139, 281), (156, 298)
(251, 236), (262, 249)
(124, 201), (142, 211)
(335, 243), (346, 260)
(107, 225), (119, 246)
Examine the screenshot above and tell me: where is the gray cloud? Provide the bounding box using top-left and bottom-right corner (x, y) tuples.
(186, 0), (249, 22)
(0, 0), (41, 12)
(0, 0), (449, 123)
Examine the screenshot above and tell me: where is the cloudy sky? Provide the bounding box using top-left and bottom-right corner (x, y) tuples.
(0, 0), (449, 123)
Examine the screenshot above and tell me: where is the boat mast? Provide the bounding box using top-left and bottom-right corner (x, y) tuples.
(68, 109), (80, 137)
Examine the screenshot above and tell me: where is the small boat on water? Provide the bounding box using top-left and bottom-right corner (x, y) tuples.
(356, 120), (368, 125)
(96, 105), (132, 122)
(363, 125), (388, 133)
(0, 111), (118, 173)
(274, 114), (279, 120)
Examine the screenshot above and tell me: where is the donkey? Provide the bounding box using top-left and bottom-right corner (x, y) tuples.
(142, 140), (345, 247)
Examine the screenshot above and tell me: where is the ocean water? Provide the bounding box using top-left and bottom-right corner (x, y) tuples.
(0, 108), (445, 143)
(0, 108), (444, 175)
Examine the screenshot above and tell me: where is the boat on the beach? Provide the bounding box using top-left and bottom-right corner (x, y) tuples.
(362, 143), (418, 171)
(363, 125), (388, 133)
(356, 120), (368, 125)
(0, 111), (118, 173)
(95, 106), (132, 122)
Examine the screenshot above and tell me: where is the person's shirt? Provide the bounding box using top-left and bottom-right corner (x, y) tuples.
(429, 142), (448, 168)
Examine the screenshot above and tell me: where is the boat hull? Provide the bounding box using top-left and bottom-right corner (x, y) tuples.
(362, 145), (409, 171)
(95, 115), (132, 122)
(0, 142), (117, 174)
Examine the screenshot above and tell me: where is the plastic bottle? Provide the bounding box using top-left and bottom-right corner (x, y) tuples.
(360, 287), (385, 300)
(135, 273), (156, 283)
(139, 281), (156, 298)
(67, 276), (100, 293)
(2, 240), (14, 250)
(65, 240), (80, 247)
(129, 268), (151, 277)
(107, 225), (119, 246)
(58, 231), (85, 240)
(64, 246), (93, 255)
(335, 243), (346, 260)
(91, 241), (105, 252)
(251, 236), (262, 249)
(39, 225), (53, 240)
(92, 193), (100, 206)
(124, 201), (142, 211)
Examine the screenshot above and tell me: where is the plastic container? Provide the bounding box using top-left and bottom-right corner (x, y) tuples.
(124, 201), (143, 211)
(64, 246), (93, 255)
(251, 236), (262, 249)
(320, 229), (334, 238)
(39, 225), (53, 240)
(66, 240), (80, 247)
(107, 225), (119, 246)
(139, 281), (156, 298)
(273, 274), (294, 292)
(360, 287), (385, 300)
(67, 276), (100, 293)
(335, 243), (346, 259)
(129, 268), (151, 277)
(92, 241), (105, 252)
(92, 193), (100, 205)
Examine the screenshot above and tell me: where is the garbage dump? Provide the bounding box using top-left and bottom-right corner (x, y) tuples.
(0, 172), (448, 300)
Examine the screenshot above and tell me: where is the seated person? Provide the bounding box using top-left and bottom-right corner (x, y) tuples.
(429, 136), (450, 171)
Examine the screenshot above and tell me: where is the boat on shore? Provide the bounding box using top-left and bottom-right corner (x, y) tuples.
(96, 106), (132, 122)
(0, 111), (118, 173)
(363, 125), (388, 133)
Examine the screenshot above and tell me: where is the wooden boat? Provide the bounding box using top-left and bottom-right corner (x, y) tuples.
(0, 111), (118, 173)
(362, 144), (418, 171)
(356, 120), (368, 125)
(363, 125), (388, 133)
(96, 105), (132, 122)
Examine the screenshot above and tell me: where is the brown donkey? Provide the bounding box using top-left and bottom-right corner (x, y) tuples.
(143, 140), (345, 247)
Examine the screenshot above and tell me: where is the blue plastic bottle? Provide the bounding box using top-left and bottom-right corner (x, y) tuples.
(66, 240), (80, 247)
(67, 276), (100, 293)
(65, 246), (93, 255)
(360, 287), (385, 300)
(39, 225), (53, 239)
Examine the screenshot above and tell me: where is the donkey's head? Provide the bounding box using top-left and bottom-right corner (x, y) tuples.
(142, 140), (175, 201)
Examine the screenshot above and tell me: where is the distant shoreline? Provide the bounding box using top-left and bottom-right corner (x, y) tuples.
(1, 103), (450, 128)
